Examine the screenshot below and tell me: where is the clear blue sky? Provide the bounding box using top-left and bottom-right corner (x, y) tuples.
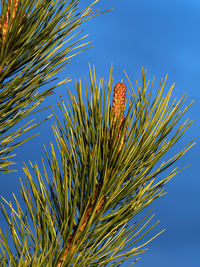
(1, 1), (200, 266)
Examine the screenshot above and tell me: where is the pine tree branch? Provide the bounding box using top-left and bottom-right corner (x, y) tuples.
(0, 66), (194, 265)
(0, 0), (107, 173)
(57, 82), (127, 266)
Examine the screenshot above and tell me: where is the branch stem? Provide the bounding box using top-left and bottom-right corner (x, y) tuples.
(57, 184), (106, 267)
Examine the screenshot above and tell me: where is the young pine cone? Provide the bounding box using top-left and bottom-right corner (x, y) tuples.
(110, 82), (127, 152)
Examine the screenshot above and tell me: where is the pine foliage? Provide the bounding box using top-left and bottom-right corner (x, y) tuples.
(0, 0), (194, 266)
(0, 64), (194, 266)
(0, 0), (104, 173)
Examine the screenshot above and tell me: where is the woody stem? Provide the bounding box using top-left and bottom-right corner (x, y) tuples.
(57, 184), (106, 267)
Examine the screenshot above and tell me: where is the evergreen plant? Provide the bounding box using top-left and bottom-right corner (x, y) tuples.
(0, 1), (194, 266)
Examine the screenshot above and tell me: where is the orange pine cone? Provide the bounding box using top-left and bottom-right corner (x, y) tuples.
(112, 82), (127, 125)
(110, 82), (127, 152)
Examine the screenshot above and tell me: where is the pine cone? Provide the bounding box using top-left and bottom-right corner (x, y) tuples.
(110, 82), (127, 152)
(112, 82), (127, 125)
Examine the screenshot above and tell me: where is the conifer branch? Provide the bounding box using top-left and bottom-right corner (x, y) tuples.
(0, 66), (194, 266)
(0, 1), (193, 266)
(0, 0), (106, 173)
(57, 82), (128, 266)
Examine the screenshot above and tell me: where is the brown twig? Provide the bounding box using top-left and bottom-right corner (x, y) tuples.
(0, 0), (24, 75)
(0, 64), (6, 74)
(57, 184), (106, 267)
(1, 0), (19, 43)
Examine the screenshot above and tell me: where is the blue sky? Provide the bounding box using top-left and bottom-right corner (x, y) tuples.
(1, 0), (200, 266)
